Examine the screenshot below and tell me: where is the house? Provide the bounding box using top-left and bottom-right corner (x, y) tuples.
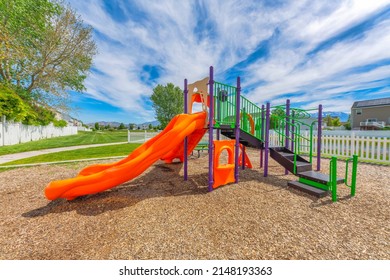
(351, 97), (390, 130)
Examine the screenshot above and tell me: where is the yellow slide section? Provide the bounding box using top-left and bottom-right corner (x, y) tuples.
(45, 112), (207, 200)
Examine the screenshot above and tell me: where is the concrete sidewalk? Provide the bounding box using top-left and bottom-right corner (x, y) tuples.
(0, 142), (128, 164)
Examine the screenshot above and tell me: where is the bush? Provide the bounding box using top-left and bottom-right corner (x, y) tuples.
(0, 83), (65, 126)
(0, 84), (36, 122)
(52, 119), (67, 127)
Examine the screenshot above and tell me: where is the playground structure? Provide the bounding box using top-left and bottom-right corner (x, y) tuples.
(45, 66), (358, 202)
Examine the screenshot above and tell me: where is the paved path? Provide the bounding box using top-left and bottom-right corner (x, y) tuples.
(0, 142), (128, 164)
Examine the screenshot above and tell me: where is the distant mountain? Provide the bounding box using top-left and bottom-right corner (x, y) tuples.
(139, 120), (160, 127)
(311, 111), (350, 122)
(87, 121), (121, 127)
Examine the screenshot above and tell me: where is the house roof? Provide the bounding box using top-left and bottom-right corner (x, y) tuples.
(352, 97), (390, 108)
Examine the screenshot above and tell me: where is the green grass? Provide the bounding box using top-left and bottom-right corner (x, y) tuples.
(1, 143), (140, 166)
(0, 130), (129, 156)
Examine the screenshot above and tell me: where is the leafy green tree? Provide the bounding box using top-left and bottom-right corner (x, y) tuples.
(344, 114), (351, 130)
(0, 0), (97, 110)
(94, 122), (100, 130)
(148, 123), (152, 130)
(0, 84), (33, 122)
(332, 117), (341, 127)
(324, 114), (333, 126)
(118, 123), (125, 129)
(128, 123), (135, 130)
(150, 83), (183, 128)
(270, 107), (285, 129)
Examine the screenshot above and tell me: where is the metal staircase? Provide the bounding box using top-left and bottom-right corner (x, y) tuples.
(212, 80), (357, 201)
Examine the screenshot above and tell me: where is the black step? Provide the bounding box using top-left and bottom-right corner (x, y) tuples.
(298, 170), (344, 185)
(220, 127), (263, 149)
(269, 147), (312, 174)
(288, 181), (329, 198)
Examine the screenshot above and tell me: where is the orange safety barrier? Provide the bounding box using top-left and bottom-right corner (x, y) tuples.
(213, 140), (236, 189)
(240, 112), (255, 135)
(239, 144), (253, 169)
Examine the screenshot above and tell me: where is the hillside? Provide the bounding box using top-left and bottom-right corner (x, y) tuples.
(311, 111), (350, 122)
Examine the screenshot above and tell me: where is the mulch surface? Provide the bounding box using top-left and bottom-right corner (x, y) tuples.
(0, 148), (389, 260)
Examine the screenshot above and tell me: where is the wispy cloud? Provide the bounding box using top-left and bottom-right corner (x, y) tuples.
(68, 0), (390, 122)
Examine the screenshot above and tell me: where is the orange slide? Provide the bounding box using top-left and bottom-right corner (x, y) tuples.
(45, 112), (207, 200)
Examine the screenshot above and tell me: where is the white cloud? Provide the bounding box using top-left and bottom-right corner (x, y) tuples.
(67, 0), (390, 122)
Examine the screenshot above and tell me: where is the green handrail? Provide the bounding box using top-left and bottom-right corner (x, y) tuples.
(214, 80), (264, 140)
(329, 156), (338, 202)
(345, 155), (358, 197)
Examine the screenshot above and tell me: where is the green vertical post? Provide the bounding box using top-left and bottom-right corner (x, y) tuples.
(351, 155), (358, 197)
(331, 156), (338, 202)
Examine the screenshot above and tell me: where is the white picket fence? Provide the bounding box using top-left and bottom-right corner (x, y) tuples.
(269, 130), (390, 163)
(127, 130), (159, 143)
(0, 116), (78, 146)
(127, 130), (390, 163)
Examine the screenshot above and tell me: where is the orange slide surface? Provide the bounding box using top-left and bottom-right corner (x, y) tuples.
(45, 112), (207, 200)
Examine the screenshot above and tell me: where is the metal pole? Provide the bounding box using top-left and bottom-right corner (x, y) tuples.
(317, 104), (322, 171)
(234, 76), (241, 182)
(264, 102), (270, 177)
(291, 111), (295, 153)
(285, 99), (290, 175)
(351, 155), (358, 197)
(260, 104), (265, 168)
(208, 66), (214, 191)
(184, 78), (188, 181)
(331, 156), (337, 202)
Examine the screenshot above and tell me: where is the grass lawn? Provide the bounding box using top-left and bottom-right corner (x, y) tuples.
(0, 143), (140, 166)
(0, 130), (129, 156)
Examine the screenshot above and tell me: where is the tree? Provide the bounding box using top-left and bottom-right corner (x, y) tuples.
(332, 117), (341, 127)
(94, 122), (99, 130)
(128, 123), (135, 130)
(150, 83), (183, 128)
(118, 123), (125, 129)
(148, 123), (152, 130)
(324, 114), (333, 127)
(345, 114), (351, 130)
(0, 0), (97, 110)
(270, 107), (285, 129)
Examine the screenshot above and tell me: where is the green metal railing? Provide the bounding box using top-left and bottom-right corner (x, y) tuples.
(214, 81), (237, 129)
(329, 155), (358, 202)
(272, 107), (319, 173)
(213, 81), (264, 140)
(345, 154), (358, 197)
(240, 96), (263, 140)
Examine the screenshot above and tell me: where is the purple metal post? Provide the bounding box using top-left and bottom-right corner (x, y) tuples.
(264, 102), (270, 177)
(317, 104), (322, 171)
(284, 99), (290, 175)
(184, 79), (188, 181)
(234, 77), (241, 182)
(208, 66), (214, 191)
(260, 104), (265, 168)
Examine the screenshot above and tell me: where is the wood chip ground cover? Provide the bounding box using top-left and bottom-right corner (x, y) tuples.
(0, 149), (388, 260)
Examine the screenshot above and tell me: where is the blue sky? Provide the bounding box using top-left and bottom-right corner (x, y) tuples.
(67, 0), (390, 124)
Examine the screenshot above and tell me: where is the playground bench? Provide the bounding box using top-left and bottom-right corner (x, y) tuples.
(193, 142), (208, 157)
